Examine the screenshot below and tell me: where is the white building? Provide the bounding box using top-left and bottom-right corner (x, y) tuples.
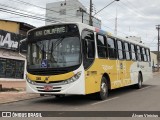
(150, 52), (157, 67)
(46, 0), (101, 28)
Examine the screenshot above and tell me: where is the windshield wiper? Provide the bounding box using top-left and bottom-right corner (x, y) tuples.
(52, 35), (65, 50)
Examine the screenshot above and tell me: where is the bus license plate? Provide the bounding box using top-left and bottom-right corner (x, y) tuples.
(44, 85), (53, 91)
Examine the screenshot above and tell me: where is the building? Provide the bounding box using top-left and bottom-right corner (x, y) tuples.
(0, 19), (35, 81)
(150, 52), (158, 67)
(151, 51), (160, 65)
(0, 19), (35, 35)
(46, 0), (101, 28)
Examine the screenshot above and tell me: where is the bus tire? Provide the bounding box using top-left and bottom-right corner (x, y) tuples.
(135, 73), (142, 89)
(95, 77), (108, 100)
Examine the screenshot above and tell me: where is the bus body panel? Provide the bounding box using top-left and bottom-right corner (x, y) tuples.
(84, 58), (152, 94)
(27, 72), (74, 82)
(26, 66), (86, 95)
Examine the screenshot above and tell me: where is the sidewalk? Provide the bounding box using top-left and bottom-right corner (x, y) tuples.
(0, 81), (39, 104)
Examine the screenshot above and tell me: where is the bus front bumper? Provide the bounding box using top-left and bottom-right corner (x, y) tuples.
(26, 78), (85, 95)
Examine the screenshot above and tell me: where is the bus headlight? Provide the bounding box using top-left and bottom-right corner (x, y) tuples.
(63, 71), (82, 84)
(26, 76), (35, 85)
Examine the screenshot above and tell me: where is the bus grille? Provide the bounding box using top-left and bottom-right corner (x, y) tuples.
(36, 86), (62, 93)
(35, 80), (64, 84)
(37, 90), (61, 92)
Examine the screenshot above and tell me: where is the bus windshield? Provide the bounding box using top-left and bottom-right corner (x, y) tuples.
(27, 24), (81, 70)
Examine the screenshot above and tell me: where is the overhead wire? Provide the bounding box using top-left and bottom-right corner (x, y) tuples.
(0, 0), (156, 46)
(0, 2), (92, 23)
(0, 7), (58, 23)
(116, 1), (157, 39)
(9, 0), (83, 18)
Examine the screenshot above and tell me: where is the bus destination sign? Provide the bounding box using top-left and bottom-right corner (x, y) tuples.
(34, 27), (66, 37)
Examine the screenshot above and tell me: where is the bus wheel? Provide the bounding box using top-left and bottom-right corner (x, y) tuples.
(95, 77), (108, 100)
(135, 73), (142, 89)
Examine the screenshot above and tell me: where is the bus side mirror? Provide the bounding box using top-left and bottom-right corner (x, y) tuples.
(19, 38), (27, 58)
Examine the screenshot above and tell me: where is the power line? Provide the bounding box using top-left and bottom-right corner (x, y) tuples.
(94, 0), (119, 16)
(0, 3), (91, 23)
(0, 5), (91, 24)
(9, 0), (82, 18)
(0, 7), (59, 23)
(101, 23), (129, 36)
(0, 3), (44, 17)
(118, 1), (147, 18)
(7, 0), (116, 26)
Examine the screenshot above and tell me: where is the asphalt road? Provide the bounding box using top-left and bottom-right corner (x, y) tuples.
(0, 73), (160, 119)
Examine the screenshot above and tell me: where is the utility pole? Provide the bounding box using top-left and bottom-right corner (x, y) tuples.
(89, 0), (93, 26)
(156, 25), (160, 72)
(115, 7), (117, 36)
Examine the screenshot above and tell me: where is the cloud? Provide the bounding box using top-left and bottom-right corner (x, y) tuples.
(0, 0), (159, 50)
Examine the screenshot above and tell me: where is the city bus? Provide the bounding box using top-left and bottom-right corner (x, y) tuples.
(24, 22), (152, 100)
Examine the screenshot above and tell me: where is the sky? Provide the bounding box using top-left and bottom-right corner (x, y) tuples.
(0, 0), (159, 51)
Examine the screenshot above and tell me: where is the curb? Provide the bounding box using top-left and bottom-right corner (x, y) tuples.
(0, 93), (41, 104)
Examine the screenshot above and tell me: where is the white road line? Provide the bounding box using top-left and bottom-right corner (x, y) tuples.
(138, 86), (152, 91)
(91, 97), (119, 106)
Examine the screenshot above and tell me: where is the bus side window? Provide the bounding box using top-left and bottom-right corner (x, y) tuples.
(96, 34), (107, 58)
(142, 47), (147, 62)
(124, 42), (131, 60)
(131, 44), (136, 61)
(146, 49), (151, 62)
(82, 30), (95, 69)
(137, 46), (141, 61)
(140, 47), (144, 61)
(107, 37), (117, 59)
(117, 40), (124, 60)
(82, 30), (95, 59)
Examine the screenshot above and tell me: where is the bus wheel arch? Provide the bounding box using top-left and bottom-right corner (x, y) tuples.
(93, 73), (111, 100)
(135, 71), (143, 89)
(102, 73), (111, 90)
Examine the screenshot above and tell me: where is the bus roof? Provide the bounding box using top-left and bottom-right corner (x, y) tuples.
(28, 22), (149, 49)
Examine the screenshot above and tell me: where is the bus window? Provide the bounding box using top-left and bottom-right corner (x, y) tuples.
(146, 49), (151, 62)
(142, 48), (147, 62)
(96, 34), (107, 58)
(124, 42), (131, 60)
(131, 44), (136, 60)
(107, 37), (117, 59)
(82, 30), (95, 59)
(140, 47), (144, 61)
(87, 41), (95, 58)
(82, 30), (95, 69)
(117, 40), (124, 60)
(137, 46), (141, 61)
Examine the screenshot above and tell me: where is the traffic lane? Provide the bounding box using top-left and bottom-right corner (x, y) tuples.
(86, 85), (159, 111)
(0, 94), (94, 111)
(0, 84), (155, 111)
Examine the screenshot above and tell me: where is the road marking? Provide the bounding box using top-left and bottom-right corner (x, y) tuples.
(138, 86), (151, 91)
(91, 97), (119, 106)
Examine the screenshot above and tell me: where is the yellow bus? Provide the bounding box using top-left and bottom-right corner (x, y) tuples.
(25, 22), (152, 100)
